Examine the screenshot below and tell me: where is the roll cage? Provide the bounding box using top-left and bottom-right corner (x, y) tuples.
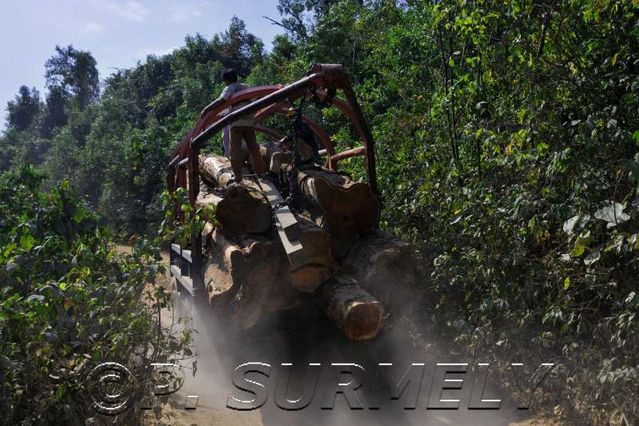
(167, 63), (378, 285)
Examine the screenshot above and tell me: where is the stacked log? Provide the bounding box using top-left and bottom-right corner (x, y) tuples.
(194, 154), (401, 340)
(197, 157), (272, 238)
(317, 274), (384, 341)
(338, 230), (420, 310)
(281, 215), (336, 292)
(204, 228), (300, 329)
(296, 168), (380, 257)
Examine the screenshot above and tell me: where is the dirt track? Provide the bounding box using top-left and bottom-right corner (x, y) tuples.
(114, 245), (558, 425)
(155, 285), (558, 424)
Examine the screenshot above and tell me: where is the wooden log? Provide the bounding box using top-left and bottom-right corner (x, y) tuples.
(198, 160), (272, 238)
(281, 215), (337, 292)
(296, 168), (380, 257)
(338, 231), (420, 310)
(259, 141), (288, 173)
(317, 274), (384, 341)
(207, 228), (299, 328)
(196, 187), (224, 209)
(201, 195), (335, 294)
(199, 155), (235, 187)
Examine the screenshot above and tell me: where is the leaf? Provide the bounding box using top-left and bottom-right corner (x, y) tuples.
(612, 51), (620, 65)
(563, 215), (580, 235)
(3, 242), (17, 258)
(594, 202), (630, 227)
(563, 276), (571, 290)
(584, 248), (601, 266)
(20, 233), (35, 250)
(73, 207), (86, 223)
(571, 239), (586, 257)
(449, 215), (463, 225)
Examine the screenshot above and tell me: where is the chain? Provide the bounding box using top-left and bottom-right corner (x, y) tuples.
(282, 89), (312, 211)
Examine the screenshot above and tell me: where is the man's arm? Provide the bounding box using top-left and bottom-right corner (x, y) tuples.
(200, 97), (226, 117)
(201, 84), (236, 116)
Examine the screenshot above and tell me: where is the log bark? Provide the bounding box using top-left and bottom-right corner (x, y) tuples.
(199, 155), (235, 187)
(296, 168), (380, 257)
(338, 231), (420, 310)
(281, 215), (337, 292)
(259, 141), (288, 174)
(198, 159), (272, 238)
(207, 228), (299, 328)
(317, 274), (384, 341)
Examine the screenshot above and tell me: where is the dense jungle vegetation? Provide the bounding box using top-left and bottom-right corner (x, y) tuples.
(1, 0), (638, 423)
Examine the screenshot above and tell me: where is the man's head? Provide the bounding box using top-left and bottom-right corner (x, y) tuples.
(221, 68), (238, 84)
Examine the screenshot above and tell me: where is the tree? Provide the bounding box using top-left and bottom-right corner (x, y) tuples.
(45, 45), (99, 110)
(266, 0), (339, 42)
(6, 86), (40, 131)
(211, 17), (264, 76)
(40, 86), (68, 138)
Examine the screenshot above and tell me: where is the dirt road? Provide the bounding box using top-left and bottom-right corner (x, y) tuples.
(113, 244), (557, 425)
(153, 288), (556, 425)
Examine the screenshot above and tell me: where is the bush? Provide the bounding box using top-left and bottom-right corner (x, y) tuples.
(0, 165), (191, 424)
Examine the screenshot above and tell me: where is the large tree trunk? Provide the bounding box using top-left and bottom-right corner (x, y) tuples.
(203, 217), (336, 325)
(197, 183), (272, 238)
(198, 158), (272, 238)
(206, 228), (299, 329)
(317, 274), (384, 341)
(296, 167), (380, 257)
(281, 215), (337, 293)
(338, 231), (420, 311)
(199, 155), (234, 187)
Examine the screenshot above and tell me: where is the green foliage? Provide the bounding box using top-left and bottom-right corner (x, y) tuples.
(0, 165), (191, 423)
(1, 2), (638, 422)
(0, 18), (262, 236)
(6, 86), (41, 132)
(159, 186), (216, 247)
(45, 45), (100, 110)
(265, 0), (639, 421)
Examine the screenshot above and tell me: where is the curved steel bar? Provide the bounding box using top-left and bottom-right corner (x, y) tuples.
(251, 104), (336, 159)
(191, 73), (324, 150)
(194, 85), (283, 135)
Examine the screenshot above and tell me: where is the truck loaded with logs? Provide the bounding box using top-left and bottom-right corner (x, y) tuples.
(167, 64), (419, 341)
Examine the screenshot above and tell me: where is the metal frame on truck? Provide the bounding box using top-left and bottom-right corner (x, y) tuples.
(167, 64), (378, 294)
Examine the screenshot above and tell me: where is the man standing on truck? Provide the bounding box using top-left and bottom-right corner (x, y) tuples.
(201, 68), (266, 181)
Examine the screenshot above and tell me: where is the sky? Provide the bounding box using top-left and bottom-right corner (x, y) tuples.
(0, 0), (284, 129)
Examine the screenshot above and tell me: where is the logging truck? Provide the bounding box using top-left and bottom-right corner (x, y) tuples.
(167, 64), (418, 341)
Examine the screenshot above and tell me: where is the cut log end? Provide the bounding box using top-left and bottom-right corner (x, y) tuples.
(318, 275), (384, 341)
(341, 300), (384, 341)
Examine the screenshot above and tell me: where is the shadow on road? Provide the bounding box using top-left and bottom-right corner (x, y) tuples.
(166, 290), (537, 426)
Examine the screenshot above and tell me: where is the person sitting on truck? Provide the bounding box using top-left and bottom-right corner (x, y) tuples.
(201, 68), (266, 182)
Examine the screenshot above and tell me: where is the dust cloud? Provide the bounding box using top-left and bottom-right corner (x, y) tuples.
(161, 288), (537, 426)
